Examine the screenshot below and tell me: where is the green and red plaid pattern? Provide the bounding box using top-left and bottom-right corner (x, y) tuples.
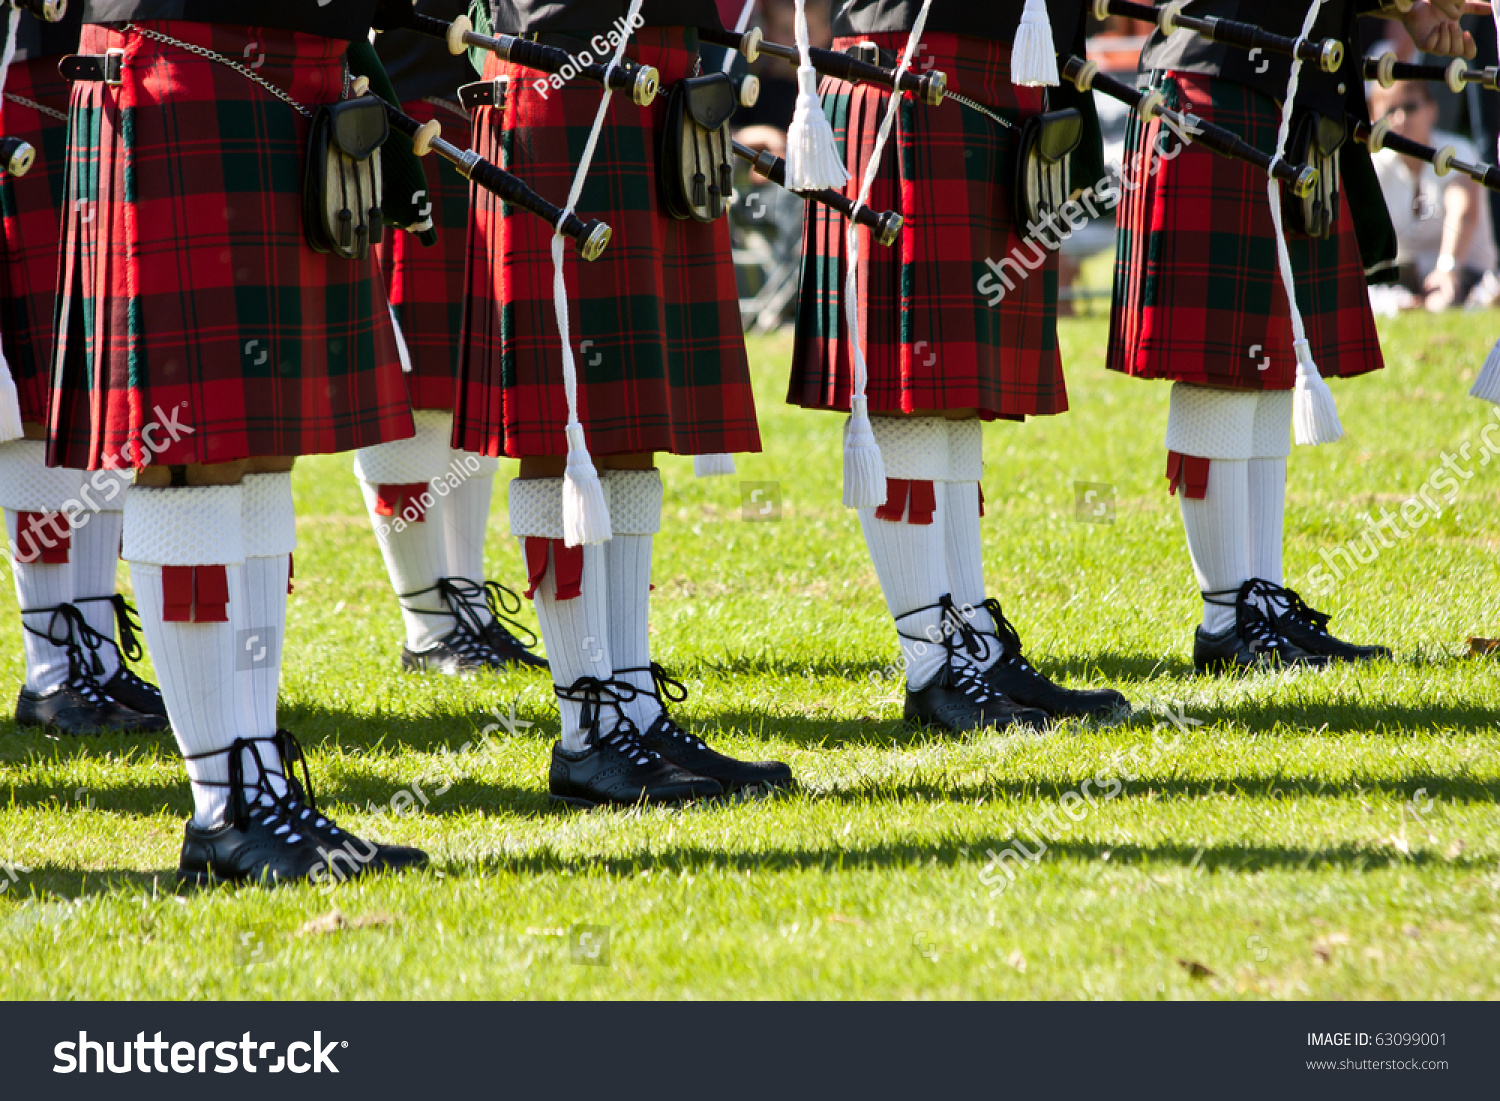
(1108, 71), (1383, 391)
(47, 21), (414, 471)
(788, 33), (1066, 422)
(376, 97), (469, 413)
(1, 59), (72, 424)
(453, 27), (760, 459)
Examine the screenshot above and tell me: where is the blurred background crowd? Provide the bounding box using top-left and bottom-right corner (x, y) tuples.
(719, 2), (1500, 329)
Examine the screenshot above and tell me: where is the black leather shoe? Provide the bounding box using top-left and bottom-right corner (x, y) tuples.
(1193, 611), (1329, 674)
(1249, 579), (1392, 663)
(178, 814), (329, 888)
(549, 735), (723, 808)
(548, 676), (722, 807)
(968, 599), (1130, 719)
(399, 578), (547, 672)
(178, 735), (427, 887)
(100, 665), (167, 718)
(401, 625), (505, 675)
(904, 661), (1050, 733)
(618, 664), (794, 798)
(15, 683), (169, 734)
(638, 713), (794, 799)
(268, 730), (427, 873)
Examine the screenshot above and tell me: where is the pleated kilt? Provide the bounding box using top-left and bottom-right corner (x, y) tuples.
(1107, 71), (1384, 390)
(1, 59), (72, 423)
(788, 33), (1065, 421)
(454, 27), (760, 459)
(47, 21), (413, 471)
(376, 97), (469, 413)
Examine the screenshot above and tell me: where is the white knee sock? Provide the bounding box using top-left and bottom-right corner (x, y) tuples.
(1248, 391), (1293, 588)
(603, 469), (663, 731)
(7, 510), (74, 693)
(1165, 384), (1258, 635)
(444, 449), (501, 628)
(355, 410), (454, 651)
(241, 473), (295, 740)
(941, 419), (1002, 670)
(861, 417), (952, 689)
(124, 486), (258, 828)
(510, 478), (612, 752)
(0, 440), (87, 693)
(72, 476), (129, 681)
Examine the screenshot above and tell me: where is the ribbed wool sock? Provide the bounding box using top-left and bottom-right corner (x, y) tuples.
(240, 472), (295, 739)
(603, 468), (663, 731)
(510, 478), (612, 752)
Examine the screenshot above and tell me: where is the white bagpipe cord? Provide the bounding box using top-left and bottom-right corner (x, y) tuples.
(841, 0), (933, 509)
(1474, 15), (1500, 403)
(696, 0), (761, 478)
(1270, 0), (1342, 445)
(0, 3), (27, 443)
(784, 0), (849, 191)
(1013, 0), (1059, 87)
(551, 0), (646, 545)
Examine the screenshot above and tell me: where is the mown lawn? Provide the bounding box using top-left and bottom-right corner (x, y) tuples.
(2, 312), (1499, 999)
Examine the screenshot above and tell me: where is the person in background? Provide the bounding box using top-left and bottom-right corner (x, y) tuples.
(1369, 78), (1497, 310)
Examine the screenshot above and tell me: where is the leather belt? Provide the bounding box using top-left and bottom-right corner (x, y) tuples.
(58, 48), (125, 85)
(457, 77), (509, 112)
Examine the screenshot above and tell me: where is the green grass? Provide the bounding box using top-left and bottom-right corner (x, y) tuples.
(3, 312), (1500, 1000)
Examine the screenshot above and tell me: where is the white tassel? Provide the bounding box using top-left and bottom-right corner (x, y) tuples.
(1470, 338), (1500, 404)
(0, 350), (24, 444)
(784, 0), (849, 192)
(842, 396), (887, 508)
(1292, 339), (1343, 445)
(387, 302), (413, 374)
(693, 453), (736, 477)
(563, 423), (612, 547)
(1012, 0), (1059, 88)
(1269, 1), (1340, 447)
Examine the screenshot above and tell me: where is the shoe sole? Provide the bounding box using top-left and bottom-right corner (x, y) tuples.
(716, 776), (798, 803)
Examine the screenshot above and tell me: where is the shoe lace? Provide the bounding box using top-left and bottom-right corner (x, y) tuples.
(21, 603), (111, 706)
(896, 594), (1007, 701)
(183, 736), (316, 844)
(400, 577), (531, 663)
(554, 676), (657, 765)
(974, 597), (1031, 669)
(614, 663), (707, 748)
(271, 729), (346, 839)
(477, 579), (540, 650)
(1246, 578), (1332, 636)
(74, 593), (147, 662)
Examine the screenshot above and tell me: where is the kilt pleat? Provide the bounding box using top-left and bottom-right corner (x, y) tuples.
(788, 33), (1066, 421)
(453, 27), (760, 459)
(376, 98), (469, 412)
(47, 21), (414, 471)
(1107, 71), (1383, 390)
(1, 59), (72, 423)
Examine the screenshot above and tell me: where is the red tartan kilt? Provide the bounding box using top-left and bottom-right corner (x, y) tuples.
(453, 27), (760, 459)
(788, 33), (1066, 421)
(0, 59), (71, 424)
(47, 22), (414, 471)
(1107, 71), (1383, 390)
(375, 98), (469, 412)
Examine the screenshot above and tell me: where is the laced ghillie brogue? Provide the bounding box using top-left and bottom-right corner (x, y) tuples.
(548, 676), (722, 808)
(178, 733), (427, 887)
(1246, 578), (1391, 663)
(75, 593), (167, 717)
(399, 577), (547, 674)
(1194, 582), (1331, 674)
(966, 598), (1130, 719)
(15, 603), (168, 734)
(620, 663), (794, 799)
(898, 596), (1051, 734)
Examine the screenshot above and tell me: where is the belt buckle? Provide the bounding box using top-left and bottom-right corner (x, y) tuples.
(489, 76), (509, 109)
(103, 47), (125, 86)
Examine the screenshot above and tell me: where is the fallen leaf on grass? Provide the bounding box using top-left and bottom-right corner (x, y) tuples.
(1007, 950), (1027, 973)
(1177, 959), (1216, 979)
(296, 911), (394, 937)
